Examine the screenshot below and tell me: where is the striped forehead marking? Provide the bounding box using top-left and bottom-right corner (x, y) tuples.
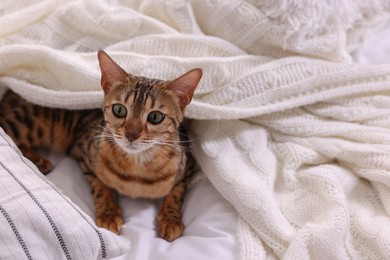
(124, 80), (160, 116)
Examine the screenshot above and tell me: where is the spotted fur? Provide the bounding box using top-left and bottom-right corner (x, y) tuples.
(0, 50), (202, 241)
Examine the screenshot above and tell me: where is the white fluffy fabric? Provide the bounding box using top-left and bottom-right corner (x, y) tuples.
(1, 0), (390, 259)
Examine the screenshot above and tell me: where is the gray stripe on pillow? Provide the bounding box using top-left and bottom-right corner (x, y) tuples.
(20, 162), (110, 259)
(0, 161), (72, 260)
(0, 204), (33, 260)
(0, 131), (110, 259)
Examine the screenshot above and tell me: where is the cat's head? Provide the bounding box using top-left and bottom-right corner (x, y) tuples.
(97, 50), (202, 154)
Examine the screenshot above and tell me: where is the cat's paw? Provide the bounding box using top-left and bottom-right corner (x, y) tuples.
(157, 215), (184, 242)
(96, 210), (123, 234)
(36, 158), (53, 175)
(20, 147), (53, 174)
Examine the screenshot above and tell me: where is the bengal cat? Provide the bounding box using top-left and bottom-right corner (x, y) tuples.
(0, 50), (202, 241)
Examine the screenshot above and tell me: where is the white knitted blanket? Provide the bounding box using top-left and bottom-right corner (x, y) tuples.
(1, 0), (390, 259)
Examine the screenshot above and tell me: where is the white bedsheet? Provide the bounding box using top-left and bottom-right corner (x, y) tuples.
(46, 154), (238, 260)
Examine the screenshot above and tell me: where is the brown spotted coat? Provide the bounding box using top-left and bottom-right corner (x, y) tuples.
(0, 50), (202, 241)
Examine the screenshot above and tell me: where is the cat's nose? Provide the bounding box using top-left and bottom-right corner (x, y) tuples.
(125, 131), (140, 142)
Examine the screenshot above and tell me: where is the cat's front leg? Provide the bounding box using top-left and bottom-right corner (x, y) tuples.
(157, 181), (186, 241)
(84, 172), (123, 234)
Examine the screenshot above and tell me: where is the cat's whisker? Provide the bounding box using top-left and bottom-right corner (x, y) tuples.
(175, 130), (196, 142)
(91, 124), (124, 144)
(142, 138), (192, 145)
(149, 146), (177, 159)
(141, 139), (191, 153)
(163, 139), (193, 145)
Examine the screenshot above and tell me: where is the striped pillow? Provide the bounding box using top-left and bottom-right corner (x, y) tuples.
(0, 129), (130, 259)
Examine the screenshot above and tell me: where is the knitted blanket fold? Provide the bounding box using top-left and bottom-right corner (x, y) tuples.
(1, 1), (390, 259)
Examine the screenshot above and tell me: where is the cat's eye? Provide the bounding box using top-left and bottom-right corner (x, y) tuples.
(147, 111), (165, 124)
(112, 104), (127, 118)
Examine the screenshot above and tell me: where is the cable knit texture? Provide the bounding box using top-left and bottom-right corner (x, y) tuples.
(1, 0), (390, 259)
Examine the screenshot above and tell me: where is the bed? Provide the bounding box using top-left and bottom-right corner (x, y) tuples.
(1, 1), (390, 259)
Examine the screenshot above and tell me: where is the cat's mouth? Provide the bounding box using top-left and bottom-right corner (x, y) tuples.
(113, 136), (153, 154)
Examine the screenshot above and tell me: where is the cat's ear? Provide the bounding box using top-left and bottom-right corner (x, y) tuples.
(167, 68), (202, 110)
(97, 50), (130, 94)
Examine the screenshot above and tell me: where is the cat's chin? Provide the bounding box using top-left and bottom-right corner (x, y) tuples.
(113, 137), (152, 155)
(121, 145), (149, 155)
